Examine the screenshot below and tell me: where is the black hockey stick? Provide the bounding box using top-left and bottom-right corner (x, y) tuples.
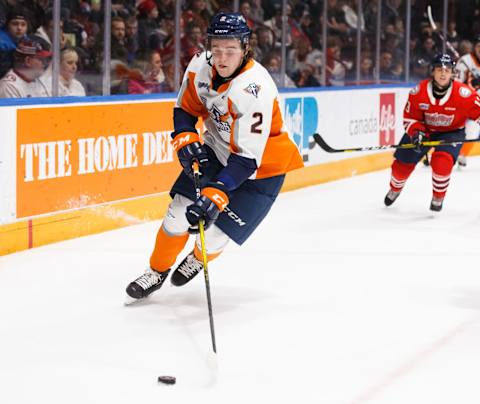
(313, 133), (480, 153)
(192, 161), (217, 356)
(427, 5), (459, 59)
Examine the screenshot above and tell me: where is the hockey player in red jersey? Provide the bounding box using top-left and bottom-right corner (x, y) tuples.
(385, 53), (480, 212)
(125, 12), (303, 300)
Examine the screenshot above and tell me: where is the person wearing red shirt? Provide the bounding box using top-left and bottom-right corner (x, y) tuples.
(385, 53), (480, 212)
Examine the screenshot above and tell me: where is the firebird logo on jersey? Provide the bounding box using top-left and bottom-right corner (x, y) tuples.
(244, 83), (261, 98)
(410, 85), (419, 95)
(209, 104), (231, 132)
(424, 112), (454, 127)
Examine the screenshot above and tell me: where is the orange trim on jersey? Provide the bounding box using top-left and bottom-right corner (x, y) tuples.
(227, 98), (239, 153)
(271, 98), (285, 135)
(256, 132), (304, 179)
(210, 60), (255, 93)
(210, 67), (230, 93)
(201, 187), (229, 211)
(255, 98), (303, 178)
(171, 131), (200, 152)
(180, 71), (208, 118)
(150, 226), (189, 272)
(238, 59), (255, 75)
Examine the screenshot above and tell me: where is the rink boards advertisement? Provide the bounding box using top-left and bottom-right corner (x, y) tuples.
(0, 86), (411, 254)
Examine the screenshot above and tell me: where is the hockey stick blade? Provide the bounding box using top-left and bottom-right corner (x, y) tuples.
(427, 5), (459, 58)
(313, 133), (401, 153)
(313, 133), (480, 153)
(427, 6), (437, 31)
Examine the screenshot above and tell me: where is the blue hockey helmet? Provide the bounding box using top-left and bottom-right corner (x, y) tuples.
(431, 53), (455, 70)
(207, 12), (251, 47)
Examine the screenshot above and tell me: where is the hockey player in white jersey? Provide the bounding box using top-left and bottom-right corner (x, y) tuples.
(126, 12), (303, 300)
(454, 35), (480, 166)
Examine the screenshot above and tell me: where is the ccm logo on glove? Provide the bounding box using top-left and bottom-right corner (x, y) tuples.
(202, 187), (229, 211)
(172, 132), (199, 151)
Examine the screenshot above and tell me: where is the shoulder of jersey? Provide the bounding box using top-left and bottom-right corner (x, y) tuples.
(184, 51), (209, 74)
(230, 61), (275, 102)
(409, 79), (427, 96)
(455, 80), (474, 98)
(458, 53), (473, 64)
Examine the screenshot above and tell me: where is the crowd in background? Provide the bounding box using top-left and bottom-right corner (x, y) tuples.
(0, 0), (480, 98)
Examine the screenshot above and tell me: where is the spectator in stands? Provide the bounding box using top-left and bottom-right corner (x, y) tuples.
(410, 56), (429, 81)
(2, 0), (47, 33)
(182, 0), (211, 32)
(326, 41), (349, 86)
(150, 14), (175, 63)
(287, 38), (309, 77)
(157, 0), (175, 21)
(359, 55), (374, 82)
(326, 0), (350, 37)
(137, 0), (159, 50)
(292, 63), (320, 87)
(298, 8), (315, 45)
(181, 22), (205, 69)
(263, 52), (296, 88)
(379, 50), (396, 81)
(248, 0), (265, 28)
(111, 0), (133, 20)
(0, 35), (51, 97)
(264, 4), (290, 48)
(447, 20), (459, 51)
(240, 1), (255, 29)
(458, 39), (473, 57)
(0, 9), (29, 78)
(59, 47), (85, 96)
(415, 35), (438, 62)
(253, 26), (275, 65)
(125, 16), (139, 64)
(127, 49), (171, 94)
(161, 56), (177, 91)
(383, 32), (404, 65)
(35, 8), (67, 49)
(383, 0), (402, 26)
(111, 16), (128, 63)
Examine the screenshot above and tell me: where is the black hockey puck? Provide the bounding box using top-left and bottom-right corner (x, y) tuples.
(157, 375), (176, 385)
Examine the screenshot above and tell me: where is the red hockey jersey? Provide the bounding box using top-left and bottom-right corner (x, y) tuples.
(404, 79), (480, 136)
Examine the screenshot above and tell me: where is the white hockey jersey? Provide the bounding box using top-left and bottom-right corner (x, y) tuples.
(176, 52), (303, 179)
(456, 52), (480, 85)
(0, 69), (50, 98)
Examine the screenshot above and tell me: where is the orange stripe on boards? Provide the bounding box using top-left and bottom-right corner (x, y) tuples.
(1, 192), (172, 256)
(150, 227), (189, 272)
(28, 219), (33, 249)
(194, 244), (222, 262)
(460, 142), (475, 156)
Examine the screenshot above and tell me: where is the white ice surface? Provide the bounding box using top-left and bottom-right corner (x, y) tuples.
(2, 159), (480, 404)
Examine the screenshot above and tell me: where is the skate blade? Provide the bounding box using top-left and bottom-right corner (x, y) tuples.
(124, 295), (150, 306)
